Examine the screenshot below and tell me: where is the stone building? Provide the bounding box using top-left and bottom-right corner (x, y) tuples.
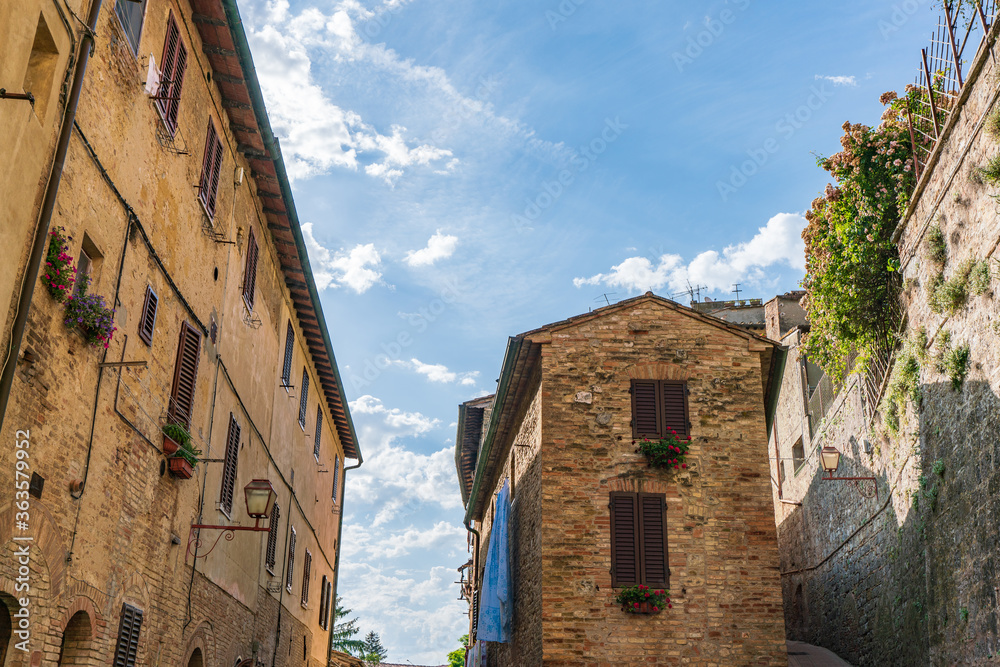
(767, 16), (1000, 665)
(0, 1), (361, 666)
(455, 293), (789, 666)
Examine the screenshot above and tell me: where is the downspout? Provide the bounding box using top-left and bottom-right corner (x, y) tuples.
(328, 456), (362, 666)
(0, 0), (103, 430)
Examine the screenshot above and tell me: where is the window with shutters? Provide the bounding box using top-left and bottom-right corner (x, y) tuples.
(609, 492), (669, 588)
(113, 603), (143, 667)
(137, 286), (158, 346)
(298, 368), (309, 428)
(198, 120), (224, 219)
(168, 323), (201, 429)
(286, 527), (296, 592)
(113, 0), (147, 55)
(281, 321), (294, 388)
(265, 502), (280, 574)
(301, 549), (312, 607)
(155, 13), (187, 136)
(318, 575), (328, 628)
(313, 406), (323, 459)
(219, 414), (240, 516)
(331, 457), (340, 507)
(242, 227), (259, 310)
(631, 379), (689, 439)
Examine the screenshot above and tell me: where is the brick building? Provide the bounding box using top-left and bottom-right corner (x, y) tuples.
(0, 1), (361, 666)
(455, 293), (789, 666)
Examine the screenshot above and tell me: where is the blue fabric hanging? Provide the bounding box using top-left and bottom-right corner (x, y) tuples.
(476, 480), (511, 643)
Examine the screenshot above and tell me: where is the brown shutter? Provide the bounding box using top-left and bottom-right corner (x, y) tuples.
(631, 380), (660, 438)
(156, 15), (179, 123)
(113, 603), (143, 667)
(286, 527), (296, 591)
(331, 457), (340, 505)
(638, 493), (669, 588)
(318, 575), (328, 627)
(207, 130), (223, 215)
(220, 414), (240, 514)
(281, 321), (294, 385)
(242, 228), (259, 309)
(168, 323), (201, 429)
(298, 368), (309, 427)
(198, 122), (223, 217)
(138, 286), (158, 346)
(165, 40), (186, 132)
(265, 502), (280, 573)
(661, 380), (689, 437)
(301, 550), (312, 605)
(313, 406), (322, 458)
(609, 492), (639, 587)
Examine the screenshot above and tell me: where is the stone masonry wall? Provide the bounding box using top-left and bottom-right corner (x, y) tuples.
(537, 299), (787, 666)
(774, 22), (1000, 667)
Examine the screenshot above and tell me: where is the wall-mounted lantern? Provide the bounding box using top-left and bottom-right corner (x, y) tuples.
(820, 446), (878, 499)
(187, 479), (276, 561)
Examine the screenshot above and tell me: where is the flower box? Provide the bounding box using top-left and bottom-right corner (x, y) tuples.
(623, 602), (660, 614)
(163, 434), (180, 457)
(615, 585), (671, 614)
(168, 457), (194, 479)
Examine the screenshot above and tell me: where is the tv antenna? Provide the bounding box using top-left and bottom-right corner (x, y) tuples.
(732, 283), (743, 301)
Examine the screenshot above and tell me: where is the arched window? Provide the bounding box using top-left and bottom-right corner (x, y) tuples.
(58, 610), (93, 665)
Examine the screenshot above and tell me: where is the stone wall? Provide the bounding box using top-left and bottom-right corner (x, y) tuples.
(774, 20), (1000, 667)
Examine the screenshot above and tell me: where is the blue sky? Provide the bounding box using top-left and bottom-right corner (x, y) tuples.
(241, 0), (940, 661)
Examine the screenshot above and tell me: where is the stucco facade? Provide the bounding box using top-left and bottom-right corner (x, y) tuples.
(457, 294), (788, 666)
(0, 1), (360, 666)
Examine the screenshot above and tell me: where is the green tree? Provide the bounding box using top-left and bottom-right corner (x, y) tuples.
(361, 631), (388, 665)
(329, 597), (366, 657)
(447, 635), (469, 667)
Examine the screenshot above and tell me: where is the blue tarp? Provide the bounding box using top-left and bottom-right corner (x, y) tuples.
(476, 480), (511, 643)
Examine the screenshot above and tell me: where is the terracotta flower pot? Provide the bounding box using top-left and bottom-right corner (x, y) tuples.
(163, 435), (180, 457)
(168, 457), (194, 479)
(623, 602), (660, 614)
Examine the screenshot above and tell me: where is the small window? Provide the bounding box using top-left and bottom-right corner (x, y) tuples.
(219, 414), (240, 515)
(155, 13), (187, 135)
(265, 502), (280, 574)
(168, 323), (201, 429)
(313, 406), (323, 459)
(242, 228), (259, 310)
(301, 550), (312, 607)
(318, 575), (329, 629)
(22, 13), (60, 123)
(285, 527), (296, 592)
(74, 249), (92, 296)
(198, 120), (224, 219)
(113, 603), (143, 667)
(138, 286), (158, 346)
(281, 321), (294, 387)
(113, 0), (146, 55)
(631, 379), (689, 439)
(792, 437), (805, 473)
(298, 368), (309, 428)
(609, 492), (669, 588)
(331, 457), (340, 507)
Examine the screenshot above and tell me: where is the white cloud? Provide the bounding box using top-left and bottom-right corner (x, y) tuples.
(815, 74), (857, 87)
(349, 394), (439, 433)
(573, 212), (807, 294)
(396, 358), (479, 385)
(343, 520), (466, 559)
(301, 223), (384, 293)
(405, 230), (459, 267)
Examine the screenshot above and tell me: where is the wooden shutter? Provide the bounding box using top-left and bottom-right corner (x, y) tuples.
(282, 321), (294, 385)
(265, 502), (280, 573)
(137, 286), (158, 346)
(242, 228), (259, 309)
(319, 575), (329, 628)
(313, 406), (322, 458)
(286, 527), (296, 591)
(331, 457), (340, 505)
(631, 380), (660, 438)
(638, 493), (669, 588)
(220, 414), (240, 515)
(609, 492), (639, 587)
(168, 323), (201, 429)
(157, 14), (186, 134)
(298, 368), (309, 427)
(301, 550), (312, 605)
(113, 603), (143, 667)
(198, 121), (223, 217)
(661, 381), (689, 437)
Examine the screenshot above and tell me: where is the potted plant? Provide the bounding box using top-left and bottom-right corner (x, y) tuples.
(635, 429), (693, 471)
(63, 276), (116, 349)
(42, 226), (76, 302)
(163, 425), (201, 479)
(162, 423), (190, 456)
(615, 585), (671, 614)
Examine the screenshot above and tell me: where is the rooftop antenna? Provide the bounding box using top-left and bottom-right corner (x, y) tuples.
(595, 292), (616, 306)
(732, 283), (743, 301)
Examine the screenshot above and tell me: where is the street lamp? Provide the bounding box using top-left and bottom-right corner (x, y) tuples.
(187, 479), (277, 561)
(819, 446), (878, 499)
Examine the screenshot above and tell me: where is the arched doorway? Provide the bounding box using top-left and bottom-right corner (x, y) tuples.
(0, 596), (12, 667)
(187, 647), (205, 667)
(57, 610), (92, 666)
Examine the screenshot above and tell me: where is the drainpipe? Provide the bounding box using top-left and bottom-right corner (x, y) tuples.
(0, 0), (103, 430)
(328, 456), (363, 666)
(463, 519), (480, 644)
